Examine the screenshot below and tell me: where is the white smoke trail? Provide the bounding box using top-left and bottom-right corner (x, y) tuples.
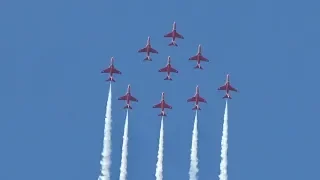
(98, 83), (113, 180)
(189, 111), (199, 180)
(155, 117), (164, 180)
(119, 110), (129, 180)
(219, 100), (229, 180)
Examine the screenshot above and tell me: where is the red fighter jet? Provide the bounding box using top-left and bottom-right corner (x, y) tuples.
(118, 84), (138, 109)
(218, 74), (238, 99)
(138, 36), (159, 61)
(153, 92), (172, 116)
(158, 56), (178, 80)
(189, 44), (209, 69)
(187, 85), (207, 110)
(164, 21), (184, 46)
(101, 57), (121, 82)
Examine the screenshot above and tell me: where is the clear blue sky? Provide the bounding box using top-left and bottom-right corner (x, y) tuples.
(0, 0), (318, 179)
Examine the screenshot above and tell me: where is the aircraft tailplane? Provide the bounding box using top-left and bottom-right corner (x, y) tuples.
(194, 65), (203, 69)
(158, 112), (167, 116)
(192, 106), (201, 110)
(164, 76), (172, 80)
(124, 104), (132, 109)
(144, 56), (152, 61)
(106, 77), (115, 82)
(169, 41), (178, 46)
(223, 94), (232, 99)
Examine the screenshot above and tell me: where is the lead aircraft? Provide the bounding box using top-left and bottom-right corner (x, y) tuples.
(164, 22), (184, 46)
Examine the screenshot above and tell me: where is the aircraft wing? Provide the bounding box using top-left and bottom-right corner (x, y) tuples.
(199, 55), (209, 61)
(175, 32), (184, 39)
(168, 66), (178, 73)
(138, 47), (147, 52)
(101, 67), (111, 73)
(118, 95), (127, 100)
(187, 97), (196, 102)
(164, 32), (173, 37)
(153, 103), (162, 108)
(158, 67), (168, 72)
(163, 102), (172, 109)
(112, 68), (121, 74)
(149, 47), (158, 53)
(198, 96), (207, 103)
(189, 55), (198, 60)
(164, 32), (184, 39)
(218, 84), (227, 90)
(189, 55), (209, 61)
(129, 95), (138, 102)
(229, 85), (238, 92)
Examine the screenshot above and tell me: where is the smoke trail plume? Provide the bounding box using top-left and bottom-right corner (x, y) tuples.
(155, 117), (164, 180)
(189, 111), (199, 180)
(98, 83), (113, 180)
(119, 110), (129, 180)
(219, 100), (229, 180)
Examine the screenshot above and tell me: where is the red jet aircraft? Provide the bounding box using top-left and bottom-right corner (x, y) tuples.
(164, 22), (184, 46)
(101, 57), (121, 82)
(153, 92), (172, 116)
(118, 84), (138, 109)
(138, 36), (159, 61)
(218, 74), (238, 99)
(158, 56), (178, 80)
(189, 44), (209, 69)
(187, 85), (207, 110)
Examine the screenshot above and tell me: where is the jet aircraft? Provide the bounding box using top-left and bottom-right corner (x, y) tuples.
(217, 74), (238, 99)
(158, 56), (178, 80)
(101, 57), (121, 82)
(138, 36), (159, 61)
(153, 92), (172, 116)
(164, 22), (184, 46)
(189, 44), (209, 69)
(187, 85), (207, 110)
(118, 84), (138, 109)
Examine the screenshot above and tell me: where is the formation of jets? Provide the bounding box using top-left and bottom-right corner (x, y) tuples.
(101, 21), (238, 116)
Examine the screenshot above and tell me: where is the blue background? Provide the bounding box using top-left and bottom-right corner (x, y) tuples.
(0, 0), (318, 179)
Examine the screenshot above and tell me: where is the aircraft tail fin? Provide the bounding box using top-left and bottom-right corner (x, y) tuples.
(164, 76), (172, 80)
(169, 41), (178, 46)
(144, 56), (152, 61)
(106, 77), (115, 82)
(124, 104), (132, 109)
(223, 94), (232, 99)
